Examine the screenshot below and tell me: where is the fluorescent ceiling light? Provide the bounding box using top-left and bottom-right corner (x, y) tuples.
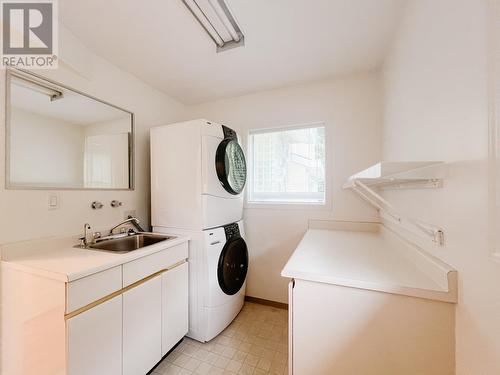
(183, 0), (244, 52)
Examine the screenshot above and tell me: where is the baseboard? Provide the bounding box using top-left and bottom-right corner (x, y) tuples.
(245, 295), (288, 310)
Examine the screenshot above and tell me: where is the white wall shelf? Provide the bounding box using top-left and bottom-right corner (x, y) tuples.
(344, 162), (446, 246)
(343, 161), (445, 189)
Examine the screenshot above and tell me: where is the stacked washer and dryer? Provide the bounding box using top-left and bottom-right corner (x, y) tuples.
(150, 119), (248, 342)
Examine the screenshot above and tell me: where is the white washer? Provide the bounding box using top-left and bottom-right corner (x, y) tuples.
(150, 119), (246, 231)
(154, 221), (247, 342)
(202, 221), (247, 341)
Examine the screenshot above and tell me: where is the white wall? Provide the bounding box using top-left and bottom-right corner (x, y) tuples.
(382, 0), (498, 373)
(0, 25), (188, 244)
(189, 72), (383, 303)
(10, 108), (85, 187)
(83, 118), (131, 136)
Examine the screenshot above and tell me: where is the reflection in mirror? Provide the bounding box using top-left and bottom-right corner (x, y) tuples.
(7, 70), (134, 189)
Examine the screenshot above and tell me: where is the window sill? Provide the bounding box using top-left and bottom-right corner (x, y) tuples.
(245, 200), (331, 211)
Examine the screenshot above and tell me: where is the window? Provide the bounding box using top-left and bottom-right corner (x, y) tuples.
(248, 124), (326, 204)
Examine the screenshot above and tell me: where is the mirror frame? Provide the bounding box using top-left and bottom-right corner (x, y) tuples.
(4, 68), (135, 191)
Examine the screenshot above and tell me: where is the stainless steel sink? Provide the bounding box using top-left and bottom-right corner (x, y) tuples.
(87, 233), (175, 253)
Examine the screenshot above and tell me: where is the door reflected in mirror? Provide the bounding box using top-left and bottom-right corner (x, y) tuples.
(6, 70), (134, 190)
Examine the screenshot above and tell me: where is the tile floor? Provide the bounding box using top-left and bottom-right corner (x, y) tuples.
(152, 302), (288, 375)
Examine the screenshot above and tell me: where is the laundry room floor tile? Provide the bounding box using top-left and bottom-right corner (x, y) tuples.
(153, 302), (288, 375)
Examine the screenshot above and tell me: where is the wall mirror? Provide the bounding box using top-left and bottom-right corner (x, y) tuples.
(5, 69), (134, 190)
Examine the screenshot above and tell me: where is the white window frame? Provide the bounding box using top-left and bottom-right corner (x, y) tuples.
(245, 122), (331, 210)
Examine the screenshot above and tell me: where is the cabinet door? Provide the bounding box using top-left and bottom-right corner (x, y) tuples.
(67, 295), (122, 375)
(123, 275), (162, 375)
(161, 262), (189, 356)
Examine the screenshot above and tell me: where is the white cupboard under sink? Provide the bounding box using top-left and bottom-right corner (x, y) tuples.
(123, 275), (162, 375)
(161, 262), (189, 357)
(68, 295), (123, 375)
(122, 263), (189, 375)
(0, 236), (190, 375)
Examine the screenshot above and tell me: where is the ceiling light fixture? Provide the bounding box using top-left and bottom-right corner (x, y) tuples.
(183, 0), (244, 52)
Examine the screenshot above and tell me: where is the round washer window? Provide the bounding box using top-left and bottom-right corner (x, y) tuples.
(217, 237), (248, 295)
(216, 139), (247, 195)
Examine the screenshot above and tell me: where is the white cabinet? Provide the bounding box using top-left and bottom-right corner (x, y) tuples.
(161, 262), (189, 356)
(67, 295), (122, 375)
(289, 279), (455, 375)
(123, 275), (162, 375)
(1, 237), (190, 375)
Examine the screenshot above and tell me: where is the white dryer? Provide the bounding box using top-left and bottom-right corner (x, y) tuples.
(202, 123), (246, 228)
(151, 119), (246, 230)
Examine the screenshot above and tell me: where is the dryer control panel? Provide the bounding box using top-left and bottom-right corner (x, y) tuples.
(224, 222), (241, 241)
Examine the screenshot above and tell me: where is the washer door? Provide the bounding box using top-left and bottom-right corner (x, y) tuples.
(215, 139), (247, 195)
(217, 237), (248, 295)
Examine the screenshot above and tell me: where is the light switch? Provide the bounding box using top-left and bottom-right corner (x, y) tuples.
(48, 193), (60, 210)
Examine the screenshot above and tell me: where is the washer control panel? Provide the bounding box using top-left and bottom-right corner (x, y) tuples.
(224, 222), (241, 241)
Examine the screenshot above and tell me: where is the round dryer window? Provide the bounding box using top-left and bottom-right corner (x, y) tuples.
(215, 139), (247, 195)
(217, 237), (249, 295)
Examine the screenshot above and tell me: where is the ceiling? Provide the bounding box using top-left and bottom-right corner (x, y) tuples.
(60, 0), (403, 105)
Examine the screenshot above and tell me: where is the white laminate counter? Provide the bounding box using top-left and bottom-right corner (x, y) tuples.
(0, 234), (189, 282)
(281, 221), (457, 303)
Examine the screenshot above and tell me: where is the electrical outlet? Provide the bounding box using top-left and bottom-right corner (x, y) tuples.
(124, 210), (136, 219)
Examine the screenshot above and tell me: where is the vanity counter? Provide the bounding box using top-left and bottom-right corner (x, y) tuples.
(0, 234), (189, 282)
(1, 233), (190, 375)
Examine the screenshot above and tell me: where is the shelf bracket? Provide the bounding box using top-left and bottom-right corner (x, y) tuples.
(351, 180), (445, 246)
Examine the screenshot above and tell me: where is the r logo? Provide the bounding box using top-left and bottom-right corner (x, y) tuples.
(2, 2), (53, 55)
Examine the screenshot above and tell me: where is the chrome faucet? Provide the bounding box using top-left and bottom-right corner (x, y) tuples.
(79, 223), (94, 247)
(109, 216), (142, 235)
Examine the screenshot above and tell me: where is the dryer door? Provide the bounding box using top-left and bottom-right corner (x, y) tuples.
(217, 237), (248, 295)
(215, 139), (247, 195)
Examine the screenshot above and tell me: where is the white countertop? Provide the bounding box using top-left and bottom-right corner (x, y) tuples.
(281, 222), (457, 303)
(0, 234), (189, 282)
